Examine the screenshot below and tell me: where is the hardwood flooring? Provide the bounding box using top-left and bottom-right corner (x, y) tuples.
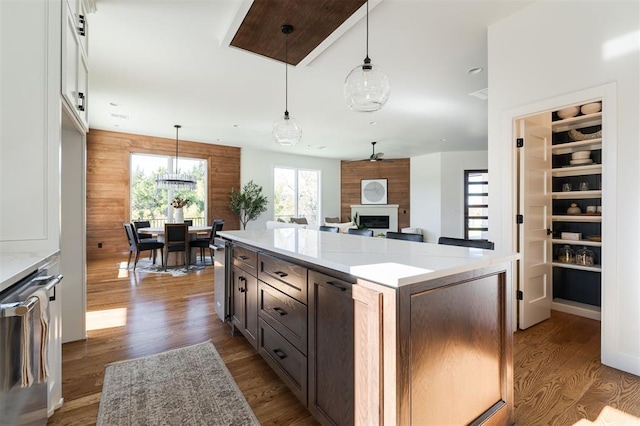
(48, 257), (640, 425)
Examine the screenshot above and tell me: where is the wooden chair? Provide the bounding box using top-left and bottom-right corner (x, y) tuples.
(386, 231), (424, 242)
(347, 228), (374, 237)
(190, 219), (224, 264)
(123, 222), (164, 270)
(438, 236), (494, 250)
(164, 223), (189, 271)
(318, 225), (339, 233)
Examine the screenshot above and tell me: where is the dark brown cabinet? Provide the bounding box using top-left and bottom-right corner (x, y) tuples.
(308, 270), (354, 426)
(230, 244), (259, 349)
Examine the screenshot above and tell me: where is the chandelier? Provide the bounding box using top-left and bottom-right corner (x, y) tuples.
(272, 24), (302, 146)
(155, 124), (197, 190)
(343, 0), (390, 112)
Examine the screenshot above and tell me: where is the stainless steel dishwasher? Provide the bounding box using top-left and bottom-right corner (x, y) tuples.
(212, 237), (230, 323)
(0, 270), (62, 426)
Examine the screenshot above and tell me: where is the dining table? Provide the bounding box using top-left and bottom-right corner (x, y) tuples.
(137, 225), (212, 266)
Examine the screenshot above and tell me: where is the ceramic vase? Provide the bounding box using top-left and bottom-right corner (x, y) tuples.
(175, 208), (184, 223)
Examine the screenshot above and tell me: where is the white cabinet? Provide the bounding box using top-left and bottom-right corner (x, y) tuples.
(0, 0), (61, 252)
(549, 106), (603, 320)
(61, 0), (89, 131)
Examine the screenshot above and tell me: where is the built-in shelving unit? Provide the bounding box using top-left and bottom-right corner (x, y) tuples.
(550, 102), (603, 320)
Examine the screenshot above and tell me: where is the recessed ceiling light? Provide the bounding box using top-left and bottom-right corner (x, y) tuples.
(440, 138), (447, 143)
(109, 102), (120, 107)
(467, 67), (483, 75)
(317, 146), (326, 150)
(233, 124), (241, 128)
(369, 121), (378, 125)
(216, 138), (223, 142)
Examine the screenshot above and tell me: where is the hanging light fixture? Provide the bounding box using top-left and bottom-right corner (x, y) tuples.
(273, 24), (302, 146)
(343, 0), (390, 112)
(155, 124), (197, 190)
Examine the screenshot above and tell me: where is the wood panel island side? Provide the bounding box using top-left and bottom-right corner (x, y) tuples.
(217, 228), (518, 426)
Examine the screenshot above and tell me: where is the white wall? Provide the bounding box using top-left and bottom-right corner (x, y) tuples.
(240, 148), (341, 230)
(488, 1), (640, 375)
(410, 153), (442, 243)
(410, 151), (488, 242)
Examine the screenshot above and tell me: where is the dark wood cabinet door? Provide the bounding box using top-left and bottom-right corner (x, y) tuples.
(308, 270), (354, 426)
(230, 265), (258, 349)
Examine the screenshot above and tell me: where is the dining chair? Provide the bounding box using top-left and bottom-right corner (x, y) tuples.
(190, 219), (224, 264)
(133, 220), (157, 259)
(164, 223), (189, 271)
(438, 236), (495, 250)
(347, 228), (374, 237)
(123, 223), (164, 270)
(318, 225), (339, 233)
(386, 231), (424, 242)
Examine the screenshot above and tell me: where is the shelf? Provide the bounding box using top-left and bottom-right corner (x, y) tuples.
(552, 238), (602, 247)
(551, 298), (601, 321)
(552, 261), (601, 272)
(551, 139), (602, 155)
(551, 164), (602, 177)
(551, 190), (602, 199)
(552, 112), (602, 132)
(552, 214), (602, 222)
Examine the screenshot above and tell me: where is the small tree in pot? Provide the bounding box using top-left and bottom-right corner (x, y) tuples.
(230, 180), (268, 230)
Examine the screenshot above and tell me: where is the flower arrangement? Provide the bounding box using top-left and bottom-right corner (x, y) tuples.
(171, 196), (190, 208)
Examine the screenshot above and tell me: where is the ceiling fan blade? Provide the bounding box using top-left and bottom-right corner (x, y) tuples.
(377, 152), (384, 158)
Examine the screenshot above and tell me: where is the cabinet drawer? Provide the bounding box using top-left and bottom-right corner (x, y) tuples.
(258, 253), (308, 304)
(259, 282), (307, 354)
(258, 318), (307, 405)
(232, 244), (257, 274)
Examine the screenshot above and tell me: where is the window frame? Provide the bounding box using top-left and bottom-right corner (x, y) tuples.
(464, 169), (489, 240)
(273, 166), (321, 224)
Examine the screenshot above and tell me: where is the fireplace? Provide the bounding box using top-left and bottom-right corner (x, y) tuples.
(359, 215), (390, 229)
(350, 204), (399, 234)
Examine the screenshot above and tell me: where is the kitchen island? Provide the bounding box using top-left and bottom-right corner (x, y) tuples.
(218, 228), (517, 425)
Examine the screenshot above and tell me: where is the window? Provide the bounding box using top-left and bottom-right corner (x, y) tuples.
(464, 169), (488, 240)
(130, 153), (207, 226)
(273, 167), (320, 224)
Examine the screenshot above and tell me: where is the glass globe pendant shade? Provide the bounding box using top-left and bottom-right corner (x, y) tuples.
(272, 111), (302, 146)
(344, 57), (390, 112)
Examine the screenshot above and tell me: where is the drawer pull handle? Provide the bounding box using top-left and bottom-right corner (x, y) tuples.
(273, 349), (287, 360)
(326, 281), (347, 291)
(273, 307), (287, 316)
(239, 255), (250, 260)
(274, 271), (288, 278)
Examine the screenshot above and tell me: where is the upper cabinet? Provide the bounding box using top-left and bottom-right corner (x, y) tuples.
(0, 0), (62, 251)
(62, 0), (90, 132)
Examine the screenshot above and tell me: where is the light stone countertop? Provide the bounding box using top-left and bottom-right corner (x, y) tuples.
(218, 229), (519, 288)
(0, 250), (61, 292)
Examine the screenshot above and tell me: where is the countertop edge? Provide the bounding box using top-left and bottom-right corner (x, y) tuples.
(1, 249), (61, 292)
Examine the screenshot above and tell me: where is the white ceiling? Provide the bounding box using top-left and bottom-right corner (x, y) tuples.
(89, 0), (533, 161)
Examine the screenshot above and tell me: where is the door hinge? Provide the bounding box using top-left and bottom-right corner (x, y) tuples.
(516, 138), (524, 148)
(517, 290), (523, 300)
(516, 214), (524, 224)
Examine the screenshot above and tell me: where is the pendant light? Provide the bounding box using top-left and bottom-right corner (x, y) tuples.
(273, 24), (302, 146)
(343, 0), (390, 112)
(155, 124), (197, 190)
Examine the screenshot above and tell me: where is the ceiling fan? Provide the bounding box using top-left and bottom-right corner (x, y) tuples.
(366, 141), (390, 162)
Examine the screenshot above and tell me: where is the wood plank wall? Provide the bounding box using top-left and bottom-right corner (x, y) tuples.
(86, 129), (241, 260)
(340, 159), (411, 230)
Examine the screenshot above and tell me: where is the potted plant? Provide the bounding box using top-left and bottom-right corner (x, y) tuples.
(230, 181), (268, 230)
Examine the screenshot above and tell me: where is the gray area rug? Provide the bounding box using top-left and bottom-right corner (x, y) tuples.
(97, 341), (259, 426)
(127, 259), (208, 277)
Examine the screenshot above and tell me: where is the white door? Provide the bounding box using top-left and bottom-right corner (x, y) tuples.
(517, 116), (552, 329)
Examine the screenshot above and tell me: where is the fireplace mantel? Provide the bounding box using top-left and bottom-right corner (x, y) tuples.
(350, 204), (399, 234)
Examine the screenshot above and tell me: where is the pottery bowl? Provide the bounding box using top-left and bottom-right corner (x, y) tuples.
(580, 102), (601, 115)
(571, 150), (591, 160)
(557, 106), (580, 119)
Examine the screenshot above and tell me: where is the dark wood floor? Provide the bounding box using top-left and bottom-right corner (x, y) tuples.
(48, 257), (640, 425)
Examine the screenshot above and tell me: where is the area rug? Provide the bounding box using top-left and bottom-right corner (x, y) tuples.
(96, 341), (259, 426)
(126, 259), (208, 277)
